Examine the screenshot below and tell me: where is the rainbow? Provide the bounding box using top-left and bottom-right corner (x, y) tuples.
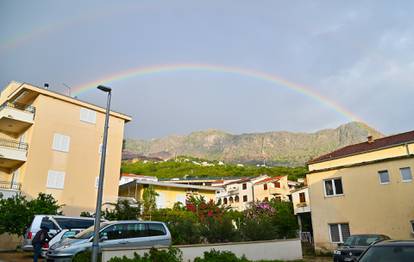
(72, 63), (363, 122)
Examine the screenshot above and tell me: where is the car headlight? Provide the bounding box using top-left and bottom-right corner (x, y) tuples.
(334, 250), (341, 255)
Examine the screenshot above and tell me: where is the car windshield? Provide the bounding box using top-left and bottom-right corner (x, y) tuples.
(72, 223), (110, 239)
(343, 235), (381, 246)
(359, 246), (414, 262)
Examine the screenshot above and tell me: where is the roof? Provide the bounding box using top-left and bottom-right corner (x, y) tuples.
(373, 240), (414, 247)
(254, 176), (284, 185)
(120, 179), (221, 191)
(308, 130), (414, 164)
(5, 81), (132, 122)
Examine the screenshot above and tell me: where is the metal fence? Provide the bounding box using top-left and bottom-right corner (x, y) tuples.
(0, 138), (28, 150)
(0, 101), (36, 114)
(0, 180), (21, 190)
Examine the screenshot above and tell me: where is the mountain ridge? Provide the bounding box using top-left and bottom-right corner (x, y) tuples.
(124, 122), (383, 166)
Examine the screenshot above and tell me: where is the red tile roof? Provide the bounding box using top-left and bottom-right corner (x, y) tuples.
(254, 176), (283, 185)
(308, 130), (414, 164)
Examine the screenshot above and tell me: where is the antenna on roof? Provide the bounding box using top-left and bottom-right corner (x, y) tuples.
(62, 83), (72, 97)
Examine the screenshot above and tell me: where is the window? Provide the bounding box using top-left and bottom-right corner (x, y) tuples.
(235, 196), (239, 202)
(223, 198), (228, 204)
(263, 184), (268, 190)
(242, 183), (247, 190)
(125, 223), (147, 238)
(400, 167), (412, 182)
(147, 223), (166, 236)
(101, 224), (127, 240)
(229, 197), (234, 203)
(52, 133), (70, 152)
(329, 223), (350, 243)
(40, 217), (59, 231)
(299, 192), (306, 203)
(324, 178), (343, 196)
(54, 218), (94, 229)
(378, 170), (390, 184)
(274, 181), (280, 188)
(411, 220), (414, 233)
(80, 108), (96, 124)
(243, 195), (248, 202)
(46, 170), (65, 189)
(264, 197), (269, 202)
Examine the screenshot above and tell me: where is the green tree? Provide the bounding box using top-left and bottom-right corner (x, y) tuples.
(0, 193), (62, 236)
(142, 186), (158, 220)
(102, 199), (141, 221)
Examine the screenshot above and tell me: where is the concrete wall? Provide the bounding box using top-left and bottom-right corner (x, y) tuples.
(102, 239), (302, 262)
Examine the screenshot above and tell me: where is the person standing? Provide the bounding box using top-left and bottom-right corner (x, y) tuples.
(32, 226), (50, 262)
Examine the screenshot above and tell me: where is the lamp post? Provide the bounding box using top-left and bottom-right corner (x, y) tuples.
(91, 85), (112, 262)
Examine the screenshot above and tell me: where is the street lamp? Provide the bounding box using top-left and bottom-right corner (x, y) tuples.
(91, 85), (112, 262)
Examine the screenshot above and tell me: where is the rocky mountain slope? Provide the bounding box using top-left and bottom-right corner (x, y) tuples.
(124, 122), (383, 166)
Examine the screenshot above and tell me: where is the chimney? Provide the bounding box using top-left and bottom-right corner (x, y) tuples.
(44, 83), (49, 89)
(367, 135), (374, 143)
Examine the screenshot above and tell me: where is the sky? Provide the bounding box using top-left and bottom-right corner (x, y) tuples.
(1, 0), (414, 139)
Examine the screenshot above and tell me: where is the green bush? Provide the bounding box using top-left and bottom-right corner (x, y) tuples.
(108, 247), (182, 262)
(0, 193), (62, 236)
(152, 208), (201, 245)
(72, 250), (101, 262)
(194, 249), (249, 262)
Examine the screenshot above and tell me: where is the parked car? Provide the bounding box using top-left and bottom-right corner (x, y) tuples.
(41, 229), (83, 257)
(357, 240), (414, 261)
(333, 234), (390, 262)
(22, 215), (96, 251)
(46, 221), (171, 261)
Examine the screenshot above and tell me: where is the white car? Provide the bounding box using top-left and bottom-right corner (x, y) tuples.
(22, 215), (96, 251)
(41, 229), (83, 256)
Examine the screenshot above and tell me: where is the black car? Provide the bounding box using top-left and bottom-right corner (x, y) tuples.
(357, 240), (414, 262)
(333, 234), (390, 262)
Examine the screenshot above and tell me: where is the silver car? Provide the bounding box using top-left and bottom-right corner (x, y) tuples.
(46, 221), (171, 261)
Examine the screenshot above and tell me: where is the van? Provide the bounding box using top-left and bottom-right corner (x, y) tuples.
(22, 215), (96, 251)
(46, 221), (171, 260)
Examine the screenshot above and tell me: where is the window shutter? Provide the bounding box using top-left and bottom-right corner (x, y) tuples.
(80, 108), (97, 124)
(52, 134), (70, 152)
(47, 170), (65, 189)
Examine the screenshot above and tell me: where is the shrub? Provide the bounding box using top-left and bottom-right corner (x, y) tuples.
(72, 250), (101, 262)
(102, 199), (141, 221)
(0, 193), (62, 236)
(152, 208), (201, 245)
(108, 247), (182, 262)
(194, 249), (249, 262)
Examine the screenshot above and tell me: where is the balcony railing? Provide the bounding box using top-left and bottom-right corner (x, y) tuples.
(0, 101), (35, 114)
(0, 180), (21, 190)
(0, 138), (28, 150)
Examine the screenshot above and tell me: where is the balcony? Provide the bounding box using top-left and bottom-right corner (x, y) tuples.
(0, 180), (21, 199)
(294, 202), (311, 214)
(269, 187), (283, 195)
(0, 138), (28, 170)
(0, 102), (35, 135)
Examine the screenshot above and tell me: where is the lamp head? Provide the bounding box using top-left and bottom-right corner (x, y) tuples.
(97, 85), (111, 92)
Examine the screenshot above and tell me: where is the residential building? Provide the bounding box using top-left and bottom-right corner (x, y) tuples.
(216, 175), (269, 211)
(307, 132), (414, 253)
(0, 81), (131, 215)
(291, 187), (312, 242)
(253, 175), (291, 202)
(118, 180), (219, 208)
(119, 173), (158, 185)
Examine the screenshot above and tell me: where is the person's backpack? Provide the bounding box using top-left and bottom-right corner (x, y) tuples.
(32, 230), (46, 245)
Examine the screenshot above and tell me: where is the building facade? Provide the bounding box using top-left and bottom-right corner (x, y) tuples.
(119, 180), (218, 209)
(307, 132), (414, 253)
(0, 81), (131, 215)
(253, 176), (292, 202)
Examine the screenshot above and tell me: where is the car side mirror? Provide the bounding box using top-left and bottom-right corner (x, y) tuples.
(100, 235), (108, 242)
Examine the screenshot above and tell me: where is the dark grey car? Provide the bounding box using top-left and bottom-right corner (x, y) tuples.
(357, 240), (414, 261)
(333, 234), (390, 262)
(46, 221), (171, 261)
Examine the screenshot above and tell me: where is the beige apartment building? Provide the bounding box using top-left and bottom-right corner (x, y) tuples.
(253, 175), (292, 202)
(0, 81), (131, 215)
(307, 132), (414, 253)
